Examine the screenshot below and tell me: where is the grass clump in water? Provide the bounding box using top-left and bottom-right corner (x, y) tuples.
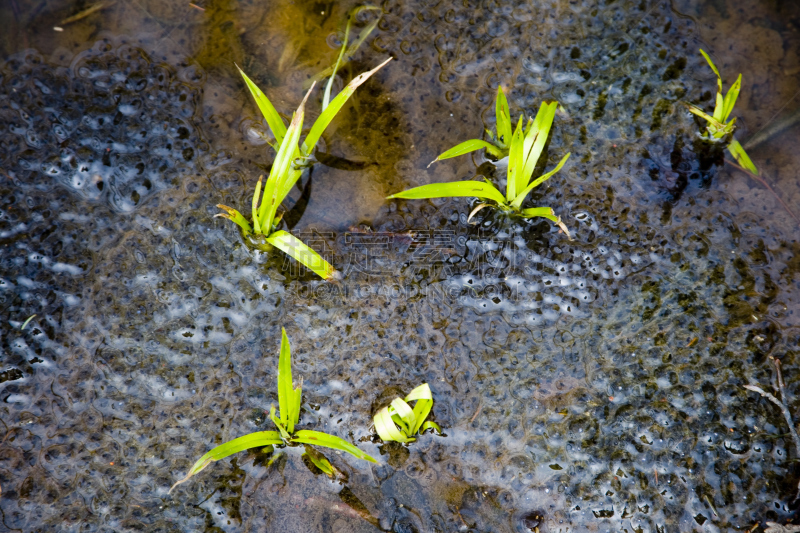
(169, 328), (376, 492)
(685, 49), (758, 175)
(216, 58), (391, 280)
(373, 383), (441, 443)
(387, 88), (571, 237)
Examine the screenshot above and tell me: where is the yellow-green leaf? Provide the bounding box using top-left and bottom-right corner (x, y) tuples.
(169, 431), (282, 493)
(428, 139), (501, 168)
(292, 430), (377, 463)
(510, 152), (571, 209)
(727, 139), (758, 175)
(237, 66), (287, 145)
(215, 204), (252, 235)
(495, 85), (512, 146)
(387, 180), (507, 205)
(266, 230), (336, 280)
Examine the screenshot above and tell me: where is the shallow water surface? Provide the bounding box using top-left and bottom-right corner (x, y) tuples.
(1, 0), (800, 531)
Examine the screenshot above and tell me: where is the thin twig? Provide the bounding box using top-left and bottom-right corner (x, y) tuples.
(745, 88), (800, 147)
(725, 158), (800, 223)
(743, 383), (800, 458)
(744, 356), (800, 504)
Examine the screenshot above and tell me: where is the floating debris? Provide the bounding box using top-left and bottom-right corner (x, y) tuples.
(60, 0), (116, 25)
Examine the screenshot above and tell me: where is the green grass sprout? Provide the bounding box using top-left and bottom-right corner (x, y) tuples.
(373, 383), (441, 443)
(686, 50), (741, 141)
(387, 91), (571, 238)
(685, 49), (759, 175)
(217, 58), (391, 279)
(170, 328), (376, 493)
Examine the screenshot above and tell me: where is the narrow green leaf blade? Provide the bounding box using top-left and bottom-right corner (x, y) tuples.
(237, 66), (287, 145)
(410, 399), (433, 435)
(519, 101), (558, 197)
(261, 85), (312, 230)
(303, 58), (392, 155)
(251, 175), (263, 234)
(506, 115), (525, 202)
(387, 180), (506, 205)
(170, 431), (282, 492)
(699, 49), (722, 81)
(495, 85), (512, 146)
(510, 152), (571, 209)
(277, 327), (292, 427)
(215, 205), (252, 235)
(428, 139), (498, 167)
(727, 139), (759, 175)
(266, 230), (336, 280)
(721, 73), (741, 123)
(292, 430), (377, 463)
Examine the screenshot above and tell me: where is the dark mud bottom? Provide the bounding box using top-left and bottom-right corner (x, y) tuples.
(1, 0), (800, 531)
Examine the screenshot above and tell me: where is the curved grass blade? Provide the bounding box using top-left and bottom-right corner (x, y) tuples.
(521, 207), (572, 240)
(389, 398), (415, 434)
(302, 57), (392, 155)
(386, 180), (506, 205)
(374, 406), (413, 443)
(237, 66), (287, 145)
(421, 420), (441, 433)
(266, 230), (335, 280)
(215, 204), (252, 235)
(405, 384), (434, 435)
(699, 49), (722, 83)
(292, 430), (377, 463)
(510, 152), (571, 210)
(169, 431), (282, 493)
(428, 139), (500, 168)
(727, 139), (758, 175)
(467, 203), (492, 223)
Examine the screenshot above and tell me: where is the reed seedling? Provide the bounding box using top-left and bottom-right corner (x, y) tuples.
(216, 58), (391, 279)
(373, 383), (440, 443)
(170, 328), (376, 492)
(685, 49), (759, 175)
(387, 89), (571, 237)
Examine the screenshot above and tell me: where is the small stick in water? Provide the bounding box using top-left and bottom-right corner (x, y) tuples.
(60, 0), (116, 25)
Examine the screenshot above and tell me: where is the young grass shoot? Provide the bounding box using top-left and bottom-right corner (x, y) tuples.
(685, 49), (759, 175)
(170, 328), (376, 493)
(387, 88), (572, 238)
(373, 383), (441, 443)
(216, 58), (391, 279)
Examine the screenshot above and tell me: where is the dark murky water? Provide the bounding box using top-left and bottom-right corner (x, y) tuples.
(2, 0), (800, 531)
